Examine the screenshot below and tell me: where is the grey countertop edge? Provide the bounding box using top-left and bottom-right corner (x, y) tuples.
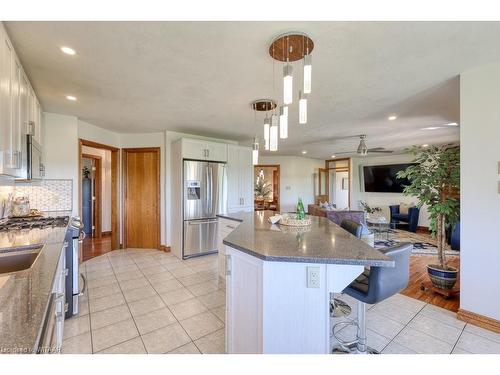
(217, 213), (245, 222)
(222, 238), (395, 267)
(31, 241), (66, 353)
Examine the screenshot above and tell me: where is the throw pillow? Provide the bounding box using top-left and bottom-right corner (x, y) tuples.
(400, 202), (415, 215)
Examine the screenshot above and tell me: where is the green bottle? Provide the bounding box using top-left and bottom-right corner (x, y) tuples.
(296, 198), (305, 220)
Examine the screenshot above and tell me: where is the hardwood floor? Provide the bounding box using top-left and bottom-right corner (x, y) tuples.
(82, 235), (112, 262)
(401, 255), (460, 312)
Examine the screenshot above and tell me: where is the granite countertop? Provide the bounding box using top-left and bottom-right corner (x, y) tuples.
(222, 211), (394, 267)
(0, 225), (68, 353)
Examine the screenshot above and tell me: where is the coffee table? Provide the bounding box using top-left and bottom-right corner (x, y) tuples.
(366, 218), (392, 240)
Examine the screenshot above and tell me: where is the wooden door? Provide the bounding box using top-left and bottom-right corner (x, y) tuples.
(123, 147), (160, 249)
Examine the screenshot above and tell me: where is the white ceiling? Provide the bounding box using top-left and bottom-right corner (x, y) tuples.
(5, 21), (500, 158)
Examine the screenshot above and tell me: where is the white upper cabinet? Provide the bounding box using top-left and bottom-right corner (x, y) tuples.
(0, 26), (22, 177)
(181, 138), (227, 162)
(0, 22), (43, 178)
(227, 144), (254, 212)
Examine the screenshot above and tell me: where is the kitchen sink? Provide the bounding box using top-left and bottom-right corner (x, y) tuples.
(0, 245), (43, 274)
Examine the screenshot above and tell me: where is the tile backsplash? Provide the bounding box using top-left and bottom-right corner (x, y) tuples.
(14, 179), (73, 212)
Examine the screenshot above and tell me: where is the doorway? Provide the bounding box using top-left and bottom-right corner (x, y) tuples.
(123, 147), (160, 249)
(254, 165), (280, 211)
(79, 139), (120, 261)
(81, 154), (102, 238)
(318, 158), (351, 208)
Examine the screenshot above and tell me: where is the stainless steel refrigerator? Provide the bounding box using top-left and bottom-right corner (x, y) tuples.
(183, 160), (227, 259)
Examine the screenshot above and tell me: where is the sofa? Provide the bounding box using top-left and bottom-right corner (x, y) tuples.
(389, 204), (420, 232)
(307, 204), (328, 217)
(308, 204), (365, 225)
(326, 210), (366, 226)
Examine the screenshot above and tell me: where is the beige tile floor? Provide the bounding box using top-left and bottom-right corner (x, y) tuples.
(63, 249), (225, 354)
(331, 293), (500, 354)
(63, 249), (500, 354)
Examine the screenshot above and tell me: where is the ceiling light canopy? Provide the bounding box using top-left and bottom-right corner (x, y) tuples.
(301, 150), (307, 154)
(66, 95), (77, 101)
(60, 46), (76, 55)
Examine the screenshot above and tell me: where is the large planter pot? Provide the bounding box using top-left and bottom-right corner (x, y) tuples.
(427, 264), (458, 290)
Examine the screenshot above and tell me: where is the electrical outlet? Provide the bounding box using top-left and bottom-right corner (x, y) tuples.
(307, 266), (320, 288)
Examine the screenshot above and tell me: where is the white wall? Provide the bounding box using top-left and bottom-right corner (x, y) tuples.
(351, 154), (430, 227)
(78, 120), (120, 149)
(460, 63), (500, 322)
(82, 145), (112, 232)
(259, 155), (324, 212)
(43, 113), (79, 215)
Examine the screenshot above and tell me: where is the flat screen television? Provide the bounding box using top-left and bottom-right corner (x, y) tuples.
(363, 163), (416, 193)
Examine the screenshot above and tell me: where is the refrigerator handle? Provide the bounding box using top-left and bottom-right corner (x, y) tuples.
(209, 165), (214, 215)
(205, 165), (210, 215)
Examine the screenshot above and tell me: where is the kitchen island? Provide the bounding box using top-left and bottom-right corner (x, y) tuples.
(222, 210), (393, 354)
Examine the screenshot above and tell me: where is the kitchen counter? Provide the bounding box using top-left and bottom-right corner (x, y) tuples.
(0, 225), (68, 353)
(222, 210), (393, 267)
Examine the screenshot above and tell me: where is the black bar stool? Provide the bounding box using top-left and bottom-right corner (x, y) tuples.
(332, 243), (412, 354)
(330, 220), (364, 318)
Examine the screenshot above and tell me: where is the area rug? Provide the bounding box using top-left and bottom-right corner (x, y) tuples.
(373, 229), (460, 256)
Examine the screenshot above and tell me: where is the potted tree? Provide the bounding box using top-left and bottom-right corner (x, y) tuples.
(397, 145), (460, 289)
(254, 178), (272, 208)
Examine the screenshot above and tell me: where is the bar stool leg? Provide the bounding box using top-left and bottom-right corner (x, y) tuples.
(356, 301), (367, 353)
(355, 300), (379, 354)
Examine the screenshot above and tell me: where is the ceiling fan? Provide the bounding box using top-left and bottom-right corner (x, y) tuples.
(333, 135), (394, 156)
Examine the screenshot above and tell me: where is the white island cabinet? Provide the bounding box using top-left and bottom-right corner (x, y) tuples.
(225, 245), (364, 354)
(222, 211), (393, 354)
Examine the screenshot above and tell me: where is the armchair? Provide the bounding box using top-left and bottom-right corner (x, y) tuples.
(389, 205), (420, 232)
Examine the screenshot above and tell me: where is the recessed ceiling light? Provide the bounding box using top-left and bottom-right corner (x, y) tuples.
(388, 115), (397, 121)
(66, 95), (77, 101)
(301, 150), (307, 154)
(422, 144), (429, 148)
(60, 46), (76, 55)
(331, 155), (336, 158)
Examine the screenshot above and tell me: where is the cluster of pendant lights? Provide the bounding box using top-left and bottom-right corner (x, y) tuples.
(253, 33), (314, 164)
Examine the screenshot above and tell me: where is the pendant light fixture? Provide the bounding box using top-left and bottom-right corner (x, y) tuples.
(252, 138), (259, 165)
(263, 115), (270, 150)
(269, 32), (314, 131)
(279, 105), (288, 139)
(252, 99), (277, 153)
(270, 114), (279, 151)
(303, 54), (312, 94)
(299, 90), (307, 124)
(283, 64), (293, 105)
